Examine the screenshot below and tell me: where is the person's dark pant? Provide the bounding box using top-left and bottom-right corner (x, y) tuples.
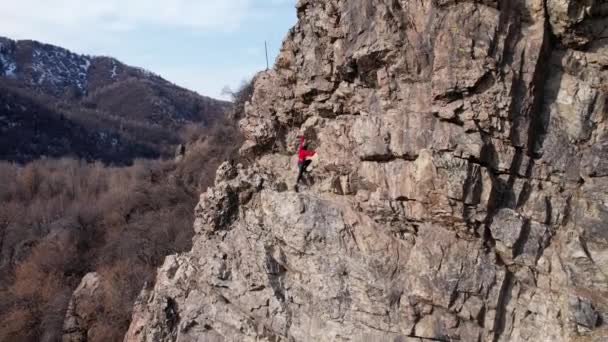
(297, 160), (312, 184)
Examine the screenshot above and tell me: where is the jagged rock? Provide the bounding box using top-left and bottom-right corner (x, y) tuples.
(62, 273), (101, 342)
(489, 208), (544, 264)
(570, 296), (600, 330)
(126, 0), (608, 341)
(547, 0), (608, 48)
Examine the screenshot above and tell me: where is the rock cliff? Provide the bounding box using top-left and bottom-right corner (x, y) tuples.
(63, 273), (102, 342)
(125, 0), (608, 341)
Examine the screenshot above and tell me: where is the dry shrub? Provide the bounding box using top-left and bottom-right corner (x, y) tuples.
(10, 232), (77, 300)
(0, 98), (239, 340)
(180, 122), (207, 143)
(3, 233), (75, 342)
(176, 118), (242, 192)
(0, 124), (239, 341)
(0, 307), (34, 342)
(222, 78), (254, 120)
(0, 163), (17, 202)
(17, 163), (41, 201)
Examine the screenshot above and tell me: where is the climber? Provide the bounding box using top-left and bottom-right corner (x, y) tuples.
(296, 135), (316, 186)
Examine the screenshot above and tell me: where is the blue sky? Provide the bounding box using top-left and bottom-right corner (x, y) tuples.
(1, 0), (298, 99)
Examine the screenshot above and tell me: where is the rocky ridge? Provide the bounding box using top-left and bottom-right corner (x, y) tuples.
(125, 0), (608, 341)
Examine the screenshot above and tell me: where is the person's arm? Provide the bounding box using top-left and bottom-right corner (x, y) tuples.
(305, 150), (316, 157)
(298, 136), (305, 151)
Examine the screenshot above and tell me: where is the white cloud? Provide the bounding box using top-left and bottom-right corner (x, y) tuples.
(0, 0), (296, 98)
(2, 0), (252, 40)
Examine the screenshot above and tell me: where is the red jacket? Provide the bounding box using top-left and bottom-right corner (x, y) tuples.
(298, 136), (315, 163)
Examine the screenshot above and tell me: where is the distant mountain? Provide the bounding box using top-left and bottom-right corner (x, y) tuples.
(0, 36), (231, 164)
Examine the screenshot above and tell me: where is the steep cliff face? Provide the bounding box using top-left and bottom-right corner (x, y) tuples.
(125, 0), (608, 341)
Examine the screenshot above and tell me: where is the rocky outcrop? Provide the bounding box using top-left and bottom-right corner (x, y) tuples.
(62, 273), (102, 342)
(125, 0), (608, 341)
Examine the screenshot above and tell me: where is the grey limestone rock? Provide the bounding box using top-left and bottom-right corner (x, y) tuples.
(125, 1), (608, 341)
(62, 273), (101, 342)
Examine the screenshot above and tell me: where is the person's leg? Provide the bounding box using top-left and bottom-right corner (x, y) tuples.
(297, 163), (304, 184)
(303, 159), (312, 172)
(302, 160), (312, 185)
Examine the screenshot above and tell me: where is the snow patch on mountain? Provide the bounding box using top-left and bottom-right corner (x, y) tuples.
(110, 60), (118, 79)
(5, 63), (17, 77)
(81, 59), (91, 73)
(0, 56), (17, 77)
(30, 46), (91, 94)
(0, 44), (17, 78)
